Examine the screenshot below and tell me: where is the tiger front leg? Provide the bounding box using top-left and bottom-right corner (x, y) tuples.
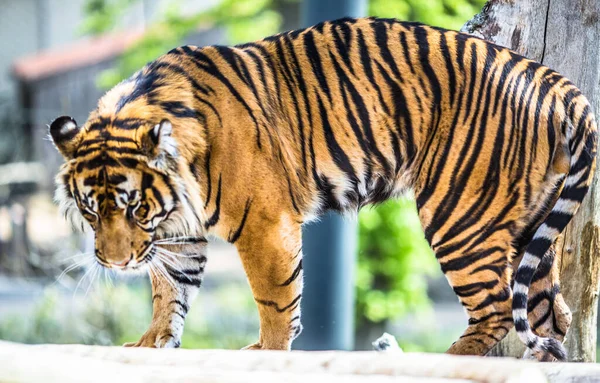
(236, 220), (303, 350)
(124, 241), (207, 348)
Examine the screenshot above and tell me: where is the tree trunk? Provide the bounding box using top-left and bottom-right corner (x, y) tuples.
(463, 0), (600, 362)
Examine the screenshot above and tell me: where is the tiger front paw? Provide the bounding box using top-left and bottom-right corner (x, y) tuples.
(241, 342), (263, 350)
(123, 322), (181, 348)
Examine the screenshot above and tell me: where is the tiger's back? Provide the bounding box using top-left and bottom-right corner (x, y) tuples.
(50, 17), (597, 358)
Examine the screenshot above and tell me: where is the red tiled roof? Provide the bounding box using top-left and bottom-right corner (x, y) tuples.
(12, 29), (145, 82)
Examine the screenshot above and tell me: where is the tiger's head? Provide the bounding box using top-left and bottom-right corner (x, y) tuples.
(49, 111), (203, 270)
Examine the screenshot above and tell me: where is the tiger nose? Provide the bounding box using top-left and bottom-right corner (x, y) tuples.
(111, 254), (133, 267)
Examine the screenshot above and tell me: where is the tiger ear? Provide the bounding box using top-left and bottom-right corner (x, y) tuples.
(49, 116), (83, 160)
(142, 119), (178, 170)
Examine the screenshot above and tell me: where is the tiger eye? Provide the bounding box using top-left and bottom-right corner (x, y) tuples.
(137, 204), (148, 217)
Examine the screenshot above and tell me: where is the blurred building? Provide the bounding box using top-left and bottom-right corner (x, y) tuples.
(0, 0), (222, 179)
(0, 0), (219, 98)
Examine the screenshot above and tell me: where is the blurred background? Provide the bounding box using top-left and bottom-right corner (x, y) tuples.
(0, 0), (497, 353)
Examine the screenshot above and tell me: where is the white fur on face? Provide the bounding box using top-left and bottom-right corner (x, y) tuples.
(54, 165), (89, 233)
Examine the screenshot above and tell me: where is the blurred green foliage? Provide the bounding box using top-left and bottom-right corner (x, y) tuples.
(78, 0), (486, 334)
(79, 0), (140, 36)
(88, 0), (290, 88)
(0, 282), (258, 349)
(357, 199), (436, 325)
(369, 0), (486, 30)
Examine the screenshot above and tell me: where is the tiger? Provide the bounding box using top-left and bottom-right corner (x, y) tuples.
(49, 17), (597, 360)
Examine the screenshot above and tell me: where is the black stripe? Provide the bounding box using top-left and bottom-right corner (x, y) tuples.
(152, 57), (214, 95)
(514, 265), (537, 286)
(527, 289), (554, 312)
(204, 175), (222, 229)
(329, 51), (391, 176)
(283, 36), (312, 174)
(169, 299), (189, 314)
(116, 70), (164, 111)
(526, 237), (553, 258)
(358, 29), (389, 115)
(76, 154), (120, 171)
(189, 156), (200, 180)
(398, 31), (415, 74)
(303, 31), (332, 103)
(332, 22), (354, 74)
(227, 199), (252, 243)
(279, 260), (303, 287)
(317, 95), (358, 184)
(274, 37), (307, 172)
(514, 318), (529, 332)
(203, 150), (212, 208)
(118, 156), (139, 169)
(468, 312), (508, 325)
(79, 136), (137, 146)
(183, 48), (263, 149)
(112, 118), (145, 130)
(215, 46), (269, 125)
(164, 264), (202, 287)
(532, 310), (552, 332)
(453, 280), (498, 298)
(256, 294), (302, 313)
(373, 60), (416, 161)
(160, 101), (204, 121)
(371, 22), (402, 83)
(532, 250), (555, 283)
(440, 246), (504, 273)
(414, 26), (442, 122)
(439, 32), (456, 105)
(469, 287), (510, 312)
(107, 174), (127, 185)
(157, 333), (175, 343)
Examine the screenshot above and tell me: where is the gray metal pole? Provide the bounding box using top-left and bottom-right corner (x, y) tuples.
(292, 0), (366, 351)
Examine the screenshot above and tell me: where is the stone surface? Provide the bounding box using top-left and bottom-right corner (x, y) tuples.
(8, 341), (600, 382)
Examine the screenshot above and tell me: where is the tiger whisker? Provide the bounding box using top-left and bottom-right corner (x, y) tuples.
(54, 256), (95, 286)
(84, 264), (100, 298)
(155, 242), (203, 246)
(154, 251), (180, 268)
(149, 256), (177, 290)
(73, 263), (96, 298)
(153, 236), (206, 244)
(103, 268), (111, 287)
(57, 252), (95, 264)
(155, 247), (198, 259)
(153, 252), (195, 282)
(155, 263), (177, 290)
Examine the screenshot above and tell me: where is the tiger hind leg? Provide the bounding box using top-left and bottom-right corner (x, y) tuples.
(441, 244), (515, 356)
(522, 245), (571, 359)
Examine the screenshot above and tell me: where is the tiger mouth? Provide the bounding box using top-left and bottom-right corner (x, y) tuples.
(96, 244), (154, 272)
(127, 244), (155, 271)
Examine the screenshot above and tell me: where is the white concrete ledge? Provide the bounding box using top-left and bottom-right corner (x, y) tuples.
(1, 341), (599, 382)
